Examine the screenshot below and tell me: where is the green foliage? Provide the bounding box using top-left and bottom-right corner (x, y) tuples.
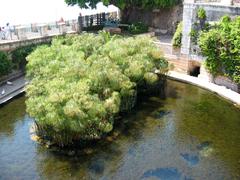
(199, 16), (240, 83)
(189, 28), (198, 45)
(65, 0), (178, 10)
(190, 8), (207, 49)
(197, 8), (206, 20)
(0, 51), (12, 77)
(11, 44), (38, 70)
(128, 22), (148, 35)
(172, 21), (183, 48)
(26, 33), (168, 146)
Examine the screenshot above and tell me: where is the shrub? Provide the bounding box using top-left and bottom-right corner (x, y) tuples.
(0, 51), (12, 77)
(128, 22), (148, 34)
(199, 16), (240, 83)
(197, 8), (207, 20)
(11, 42), (50, 70)
(11, 45), (37, 70)
(26, 33), (168, 146)
(172, 21), (183, 48)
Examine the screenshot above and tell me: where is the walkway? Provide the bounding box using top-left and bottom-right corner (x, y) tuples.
(0, 76), (27, 105)
(168, 71), (240, 106)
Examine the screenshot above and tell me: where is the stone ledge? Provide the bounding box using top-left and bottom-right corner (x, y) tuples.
(168, 71), (240, 106)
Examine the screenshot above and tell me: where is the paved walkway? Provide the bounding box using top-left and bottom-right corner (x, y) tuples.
(0, 76), (27, 105)
(168, 71), (240, 106)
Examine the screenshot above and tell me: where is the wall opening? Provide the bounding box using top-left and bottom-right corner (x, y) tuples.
(189, 66), (200, 77)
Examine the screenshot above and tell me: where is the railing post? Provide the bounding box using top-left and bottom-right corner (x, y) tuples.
(97, 14), (100, 25)
(102, 13), (106, 25)
(85, 15), (89, 27)
(90, 15), (94, 27)
(78, 13), (83, 33)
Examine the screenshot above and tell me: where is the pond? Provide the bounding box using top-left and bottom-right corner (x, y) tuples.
(0, 79), (240, 180)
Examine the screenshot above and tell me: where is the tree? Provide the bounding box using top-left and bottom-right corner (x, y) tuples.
(65, 0), (178, 23)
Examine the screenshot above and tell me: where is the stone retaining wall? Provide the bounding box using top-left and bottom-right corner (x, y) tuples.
(213, 76), (240, 93)
(0, 32), (77, 52)
(127, 5), (183, 35)
(0, 36), (53, 52)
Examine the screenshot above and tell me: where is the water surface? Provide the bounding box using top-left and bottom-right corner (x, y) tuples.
(0, 80), (240, 180)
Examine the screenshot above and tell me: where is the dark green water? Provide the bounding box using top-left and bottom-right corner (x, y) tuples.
(0, 79), (240, 180)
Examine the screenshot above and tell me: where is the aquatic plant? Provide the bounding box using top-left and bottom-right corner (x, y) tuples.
(26, 33), (168, 146)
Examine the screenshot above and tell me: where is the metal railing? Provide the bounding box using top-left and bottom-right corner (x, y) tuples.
(0, 11), (118, 44)
(0, 20), (78, 43)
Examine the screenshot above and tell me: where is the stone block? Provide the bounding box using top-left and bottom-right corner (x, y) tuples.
(103, 27), (122, 34)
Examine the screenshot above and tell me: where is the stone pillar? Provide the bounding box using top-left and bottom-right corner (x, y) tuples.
(58, 22), (67, 34)
(16, 26), (27, 40)
(222, 0), (232, 6)
(181, 3), (196, 56)
(39, 24), (48, 37)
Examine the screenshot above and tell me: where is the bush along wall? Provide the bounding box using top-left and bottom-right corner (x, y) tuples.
(172, 21), (183, 48)
(26, 33), (169, 146)
(199, 16), (240, 84)
(0, 51), (12, 77)
(11, 42), (50, 71)
(128, 22), (149, 35)
(0, 43), (50, 79)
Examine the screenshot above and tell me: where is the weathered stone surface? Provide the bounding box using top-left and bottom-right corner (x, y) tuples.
(126, 5), (183, 35)
(214, 76), (240, 93)
(181, 3), (240, 56)
(103, 27), (122, 34)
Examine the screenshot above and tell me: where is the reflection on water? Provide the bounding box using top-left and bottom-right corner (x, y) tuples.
(0, 80), (240, 180)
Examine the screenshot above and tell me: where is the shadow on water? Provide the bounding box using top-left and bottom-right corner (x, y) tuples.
(35, 88), (170, 179)
(0, 94), (26, 137)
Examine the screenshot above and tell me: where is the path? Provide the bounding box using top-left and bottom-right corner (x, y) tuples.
(0, 76), (27, 105)
(168, 71), (240, 106)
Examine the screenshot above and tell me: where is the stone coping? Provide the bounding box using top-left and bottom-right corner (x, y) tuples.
(168, 71), (240, 107)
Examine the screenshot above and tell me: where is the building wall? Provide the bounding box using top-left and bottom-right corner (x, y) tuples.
(181, 3), (240, 56)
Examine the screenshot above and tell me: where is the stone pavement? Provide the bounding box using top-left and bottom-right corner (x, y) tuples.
(168, 71), (240, 106)
(0, 76), (27, 105)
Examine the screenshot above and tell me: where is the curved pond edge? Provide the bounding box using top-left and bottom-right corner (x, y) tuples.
(168, 71), (240, 108)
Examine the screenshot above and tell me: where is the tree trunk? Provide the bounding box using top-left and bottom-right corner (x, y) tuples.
(121, 7), (132, 23)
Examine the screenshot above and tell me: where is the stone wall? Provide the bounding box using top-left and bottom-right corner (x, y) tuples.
(0, 32), (77, 52)
(127, 5), (183, 35)
(0, 36), (53, 52)
(181, 3), (240, 56)
(214, 76), (240, 92)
